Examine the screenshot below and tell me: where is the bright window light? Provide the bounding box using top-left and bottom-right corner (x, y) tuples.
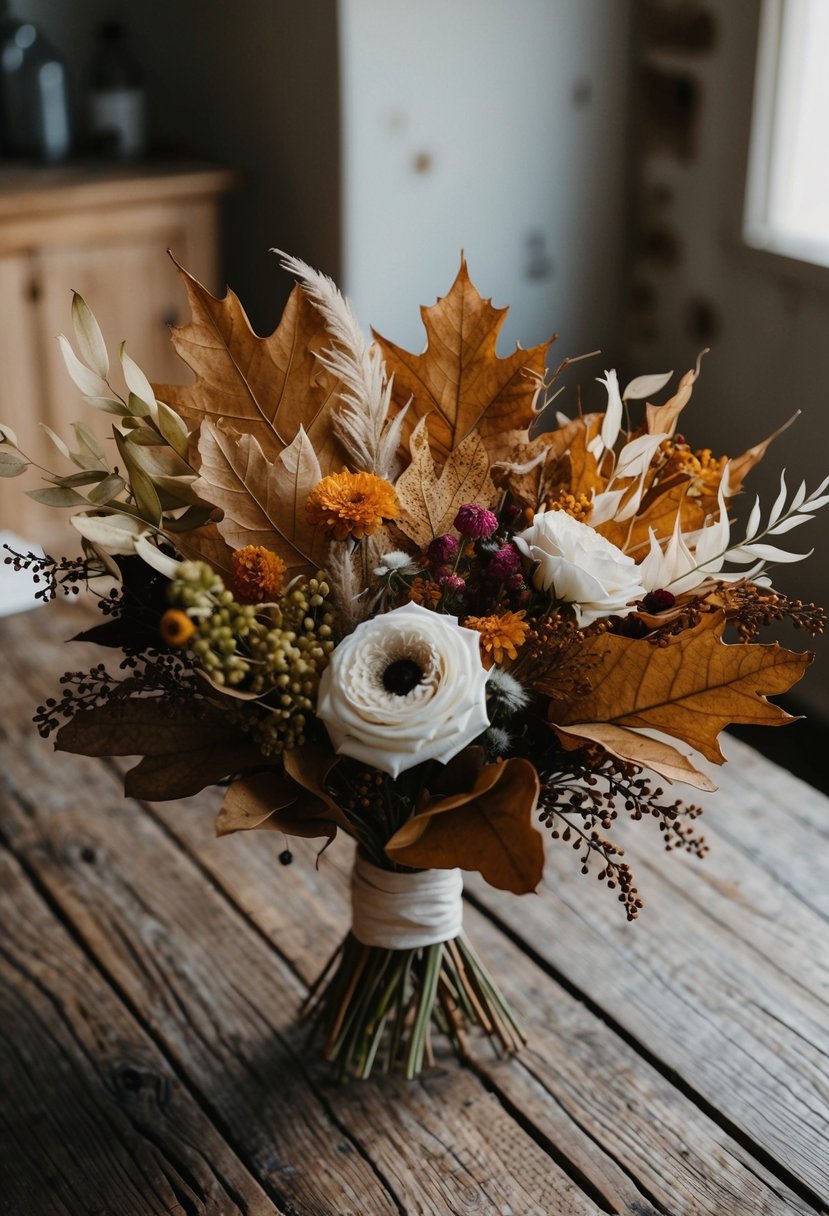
(744, 0), (829, 268)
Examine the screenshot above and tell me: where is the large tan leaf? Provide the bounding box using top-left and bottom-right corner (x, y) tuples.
(154, 262), (345, 471)
(215, 770), (337, 842)
(395, 416), (496, 547)
(374, 260), (552, 463)
(551, 722), (717, 791)
(555, 613), (813, 763)
(192, 420), (326, 574)
(385, 758), (543, 894)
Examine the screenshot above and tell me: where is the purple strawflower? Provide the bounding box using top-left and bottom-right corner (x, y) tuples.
(454, 503), (498, 539)
(487, 545), (521, 580)
(440, 573), (466, 593)
(427, 534), (459, 565)
(502, 502), (523, 527)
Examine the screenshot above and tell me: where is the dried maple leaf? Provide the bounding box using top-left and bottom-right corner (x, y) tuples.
(373, 260), (552, 464)
(385, 758), (543, 894)
(554, 612), (812, 763)
(154, 261), (346, 473)
(395, 416), (496, 547)
(193, 420), (327, 575)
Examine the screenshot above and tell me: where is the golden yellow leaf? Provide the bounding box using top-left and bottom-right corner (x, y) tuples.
(555, 612), (813, 763)
(727, 414), (798, 495)
(154, 261), (346, 472)
(385, 758), (543, 894)
(192, 420), (327, 575)
(597, 478), (705, 553)
(374, 260), (552, 464)
(551, 722), (717, 791)
(395, 416), (496, 547)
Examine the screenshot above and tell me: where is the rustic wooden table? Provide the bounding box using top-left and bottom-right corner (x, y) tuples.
(1, 599), (828, 1216)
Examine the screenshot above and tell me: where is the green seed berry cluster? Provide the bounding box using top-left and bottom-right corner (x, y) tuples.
(168, 561), (257, 687)
(245, 575), (336, 755)
(168, 564), (336, 753)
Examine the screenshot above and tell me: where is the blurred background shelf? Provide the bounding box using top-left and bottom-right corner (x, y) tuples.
(0, 162), (234, 542)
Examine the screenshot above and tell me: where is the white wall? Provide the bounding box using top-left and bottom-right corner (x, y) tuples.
(339, 0), (633, 380)
(626, 0), (829, 718)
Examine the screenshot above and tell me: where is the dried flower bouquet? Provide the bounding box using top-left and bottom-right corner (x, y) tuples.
(2, 252), (825, 1079)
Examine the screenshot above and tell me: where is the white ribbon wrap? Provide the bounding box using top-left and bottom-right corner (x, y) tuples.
(350, 855), (464, 949)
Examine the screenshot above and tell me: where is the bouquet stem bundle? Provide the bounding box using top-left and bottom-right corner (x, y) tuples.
(305, 931), (525, 1081)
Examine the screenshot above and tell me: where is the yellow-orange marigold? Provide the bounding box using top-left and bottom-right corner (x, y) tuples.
(231, 545), (287, 604)
(306, 470), (398, 540)
(160, 609), (196, 647)
(464, 610), (529, 669)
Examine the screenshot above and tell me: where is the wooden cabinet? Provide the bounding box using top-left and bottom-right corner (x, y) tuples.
(0, 164), (234, 543)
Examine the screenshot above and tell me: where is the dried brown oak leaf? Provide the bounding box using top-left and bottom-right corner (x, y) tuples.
(373, 259), (552, 465)
(554, 611), (812, 764)
(395, 416), (496, 547)
(154, 260), (347, 473)
(385, 757), (543, 894)
(192, 420), (328, 576)
(551, 722), (716, 791)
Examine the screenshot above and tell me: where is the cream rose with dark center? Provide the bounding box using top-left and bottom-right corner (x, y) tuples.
(316, 602), (490, 777)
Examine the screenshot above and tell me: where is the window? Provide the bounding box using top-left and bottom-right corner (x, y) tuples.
(744, 0), (829, 269)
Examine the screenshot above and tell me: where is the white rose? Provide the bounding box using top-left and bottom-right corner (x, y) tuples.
(316, 602), (490, 778)
(514, 509), (646, 626)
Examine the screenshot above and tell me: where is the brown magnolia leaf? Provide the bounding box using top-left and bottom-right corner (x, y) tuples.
(56, 697), (235, 757)
(124, 743), (264, 800)
(395, 416), (496, 547)
(282, 740), (351, 829)
(551, 722), (717, 792)
(56, 698), (261, 800)
(556, 612), (813, 764)
(154, 261), (346, 472)
(385, 758), (543, 894)
(374, 259), (552, 463)
(192, 420), (326, 574)
(215, 770), (337, 842)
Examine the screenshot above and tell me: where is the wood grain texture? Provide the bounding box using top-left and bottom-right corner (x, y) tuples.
(2, 598), (828, 1214)
(0, 605), (600, 1216)
(0, 846), (278, 1216)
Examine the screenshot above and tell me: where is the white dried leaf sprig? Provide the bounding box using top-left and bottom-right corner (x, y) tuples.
(274, 250), (407, 480)
(639, 469), (829, 595)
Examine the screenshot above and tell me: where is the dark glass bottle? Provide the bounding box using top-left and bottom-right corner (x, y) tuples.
(0, 5), (71, 162)
(88, 21), (146, 160)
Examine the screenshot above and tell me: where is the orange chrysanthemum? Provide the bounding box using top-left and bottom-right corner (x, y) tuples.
(464, 610), (529, 670)
(231, 545), (287, 604)
(160, 609), (196, 648)
(306, 471), (398, 540)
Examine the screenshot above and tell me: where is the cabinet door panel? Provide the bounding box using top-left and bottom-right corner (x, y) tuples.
(36, 229), (193, 444)
(0, 254), (51, 539)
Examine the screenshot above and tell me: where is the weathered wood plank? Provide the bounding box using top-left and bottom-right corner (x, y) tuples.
(143, 789), (820, 1216)
(0, 607), (602, 1216)
(463, 748), (829, 1205)
(0, 845), (280, 1216)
